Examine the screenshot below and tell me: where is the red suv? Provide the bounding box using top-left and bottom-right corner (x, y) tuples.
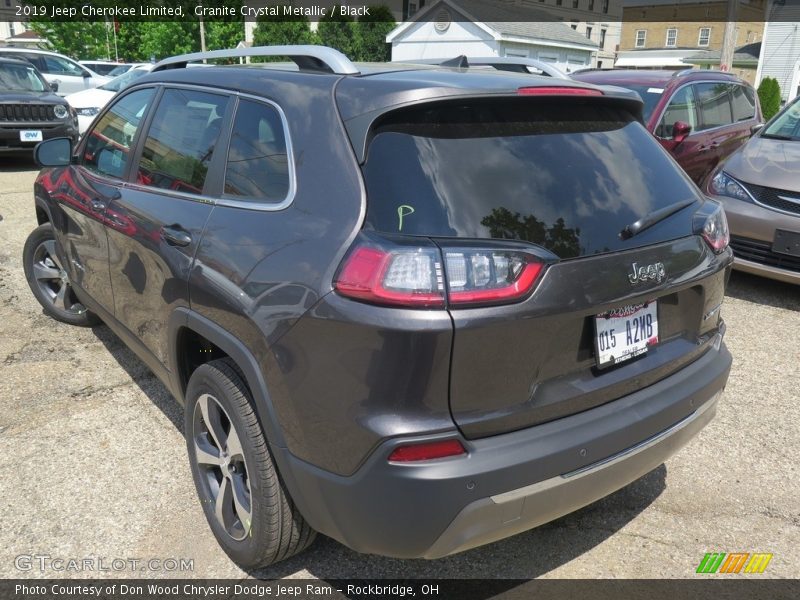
(572, 69), (762, 187)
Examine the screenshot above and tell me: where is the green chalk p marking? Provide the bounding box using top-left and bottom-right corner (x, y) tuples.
(397, 205), (415, 231)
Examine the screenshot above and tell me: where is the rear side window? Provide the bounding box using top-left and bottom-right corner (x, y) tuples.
(695, 82), (733, 130)
(83, 88), (154, 179)
(136, 88), (229, 194)
(730, 84), (756, 122)
(224, 99), (290, 202)
(362, 99), (701, 259)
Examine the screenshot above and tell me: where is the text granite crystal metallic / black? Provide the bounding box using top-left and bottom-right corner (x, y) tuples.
(22, 45), (733, 568)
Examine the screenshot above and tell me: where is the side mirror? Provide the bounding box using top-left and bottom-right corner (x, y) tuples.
(49, 81), (59, 93)
(750, 123), (764, 137)
(672, 121), (692, 144)
(82, 70), (91, 78)
(34, 138), (72, 167)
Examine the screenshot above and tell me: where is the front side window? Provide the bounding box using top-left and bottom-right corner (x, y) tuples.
(224, 99), (291, 202)
(657, 85), (698, 138)
(695, 82), (733, 130)
(665, 28), (678, 47)
(83, 88), (155, 179)
(698, 27), (711, 46)
(0, 62), (47, 92)
(635, 30), (647, 48)
(136, 88), (229, 194)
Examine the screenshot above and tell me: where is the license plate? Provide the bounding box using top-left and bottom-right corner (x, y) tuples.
(773, 229), (800, 258)
(19, 130), (43, 142)
(594, 301), (659, 368)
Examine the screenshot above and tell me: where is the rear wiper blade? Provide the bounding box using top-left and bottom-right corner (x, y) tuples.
(619, 199), (695, 240)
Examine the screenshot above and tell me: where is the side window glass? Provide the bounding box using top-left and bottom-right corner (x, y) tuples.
(224, 99), (291, 202)
(83, 88), (155, 179)
(695, 82), (734, 130)
(657, 86), (697, 138)
(136, 88), (229, 194)
(43, 56), (84, 76)
(731, 84), (756, 122)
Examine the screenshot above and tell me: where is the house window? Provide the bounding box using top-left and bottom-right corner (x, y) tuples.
(5, 0), (11, 7)
(571, 22), (578, 30)
(665, 28), (677, 47)
(586, 26), (593, 40)
(9, 23), (15, 37)
(556, 0), (562, 6)
(698, 27), (711, 46)
(588, 0), (594, 9)
(573, 0), (579, 8)
(602, 0), (609, 13)
(635, 30), (647, 48)
(600, 28), (607, 48)
(408, 2), (417, 16)
(598, 60), (604, 68)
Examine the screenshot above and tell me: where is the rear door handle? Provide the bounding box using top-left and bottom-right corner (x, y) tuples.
(90, 198), (106, 212)
(161, 225), (192, 247)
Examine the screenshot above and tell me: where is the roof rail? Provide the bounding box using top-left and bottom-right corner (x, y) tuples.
(152, 45), (359, 75)
(671, 68), (697, 77)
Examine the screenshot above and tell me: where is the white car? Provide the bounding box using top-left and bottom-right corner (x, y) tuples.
(65, 65), (153, 134)
(0, 48), (109, 95)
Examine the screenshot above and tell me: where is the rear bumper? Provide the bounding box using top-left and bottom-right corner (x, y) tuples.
(276, 335), (731, 559)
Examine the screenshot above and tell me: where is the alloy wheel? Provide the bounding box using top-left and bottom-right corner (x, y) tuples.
(192, 393), (253, 541)
(31, 240), (88, 316)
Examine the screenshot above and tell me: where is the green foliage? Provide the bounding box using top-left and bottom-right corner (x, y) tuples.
(318, 7), (356, 58)
(27, 21), (110, 60)
(138, 22), (200, 62)
(757, 77), (782, 121)
(353, 5), (396, 62)
(205, 21), (246, 52)
(252, 7), (318, 50)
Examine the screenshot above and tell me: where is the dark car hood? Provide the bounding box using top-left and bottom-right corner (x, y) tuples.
(724, 135), (800, 193)
(0, 91), (66, 104)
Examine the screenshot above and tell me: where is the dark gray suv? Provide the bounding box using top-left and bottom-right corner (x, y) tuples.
(24, 45), (733, 568)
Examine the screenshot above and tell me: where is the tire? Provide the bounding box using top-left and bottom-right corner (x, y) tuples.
(185, 358), (315, 569)
(22, 223), (99, 326)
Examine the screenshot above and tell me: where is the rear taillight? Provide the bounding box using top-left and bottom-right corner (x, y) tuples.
(444, 249), (544, 306)
(334, 246), (446, 308)
(334, 237), (547, 309)
(388, 439), (466, 462)
(701, 205), (730, 253)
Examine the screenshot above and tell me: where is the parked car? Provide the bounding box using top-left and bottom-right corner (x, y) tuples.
(24, 45), (733, 569)
(705, 95), (800, 284)
(572, 69), (762, 187)
(0, 48), (109, 96)
(0, 57), (78, 154)
(79, 60), (125, 77)
(107, 62), (151, 77)
(66, 65), (154, 134)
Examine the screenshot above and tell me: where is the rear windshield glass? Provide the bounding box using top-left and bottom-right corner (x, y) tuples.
(362, 99), (699, 258)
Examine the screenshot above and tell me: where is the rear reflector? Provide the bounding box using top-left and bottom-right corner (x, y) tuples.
(388, 440), (467, 462)
(517, 86), (603, 96)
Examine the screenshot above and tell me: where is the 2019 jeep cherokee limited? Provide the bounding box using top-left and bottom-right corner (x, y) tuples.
(23, 46), (733, 569)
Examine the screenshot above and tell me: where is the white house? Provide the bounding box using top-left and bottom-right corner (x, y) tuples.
(387, 0), (598, 73)
(756, 2), (800, 102)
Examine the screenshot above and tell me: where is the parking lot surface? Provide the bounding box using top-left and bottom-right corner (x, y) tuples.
(0, 157), (798, 579)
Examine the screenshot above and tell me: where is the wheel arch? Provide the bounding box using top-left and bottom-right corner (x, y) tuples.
(169, 307), (287, 450)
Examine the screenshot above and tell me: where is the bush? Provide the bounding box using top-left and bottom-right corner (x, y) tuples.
(757, 77), (781, 121)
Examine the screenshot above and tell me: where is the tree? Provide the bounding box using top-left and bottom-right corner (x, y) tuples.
(27, 21), (110, 60)
(353, 5), (396, 62)
(252, 8), (318, 54)
(206, 21), (246, 52)
(138, 22), (200, 62)
(318, 7), (356, 59)
(757, 77), (782, 121)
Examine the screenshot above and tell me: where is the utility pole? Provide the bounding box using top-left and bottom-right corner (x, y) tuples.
(719, 0), (738, 72)
(199, 0), (207, 53)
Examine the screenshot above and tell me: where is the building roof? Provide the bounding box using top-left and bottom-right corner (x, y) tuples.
(684, 42), (761, 68)
(615, 48), (700, 68)
(387, 0), (598, 50)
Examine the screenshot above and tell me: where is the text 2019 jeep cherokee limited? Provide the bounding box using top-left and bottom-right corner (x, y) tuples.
(23, 46), (733, 569)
